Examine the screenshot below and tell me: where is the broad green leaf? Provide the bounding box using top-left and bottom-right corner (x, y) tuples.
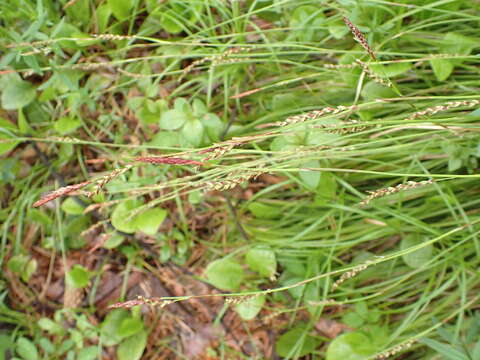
(326, 332), (376, 360)
(96, 4), (111, 33)
(101, 309), (130, 346)
(361, 81), (396, 100)
(160, 109), (188, 130)
(137, 99), (160, 124)
(315, 171), (337, 203)
(328, 21), (349, 39)
(342, 312), (365, 328)
(1, 79), (36, 110)
(16, 337), (38, 360)
(149, 131), (179, 147)
(354, 302), (368, 317)
(442, 32), (477, 55)
(430, 58), (454, 81)
(65, 0), (90, 26)
(192, 99), (208, 116)
(61, 198), (85, 215)
(108, 0), (134, 20)
(7, 254), (28, 274)
(111, 200), (140, 234)
(118, 317), (144, 338)
(235, 294), (265, 320)
(38, 318), (65, 335)
(160, 9), (184, 34)
(104, 234), (125, 249)
(38, 338), (55, 355)
(134, 208), (167, 235)
(22, 258), (37, 282)
(401, 234), (433, 269)
(248, 202), (282, 219)
(54, 116), (81, 135)
(78, 346), (98, 360)
(0, 335), (13, 360)
(117, 330), (147, 360)
(181, 119), (204, 147)
(369, 62), (412, 78)
(0, 117), (17, 131)
(245, 247), (276, 278)
(0, 135), (19, 155)
(299, 160), (321, 190)
(276, 326), (320, 358)
(270, 136), (291, 151)
(290, 5), (325, 42)
(472, 340), (480, 360)
(17, 109), (32, 134)
(202, 113), (223, 141)
(448, 157), (463, 172)
(66, 265), (90, 289)
(205, 258), (244, 291)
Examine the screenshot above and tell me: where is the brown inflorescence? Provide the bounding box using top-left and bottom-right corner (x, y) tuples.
(33, 181), (92, 208)
(343, 17), (377, 60)
(376, 340), (416, 359)
(109, 295), (175, 309)
(360, 180), (434, 206)
(275, 105), (358, 127)
(331, 260), (374, 291)
(88, 165), (133, 197)
(406, 99), (480, 120)
(310, 119), (373, 134)
(204, 170), (264, 191)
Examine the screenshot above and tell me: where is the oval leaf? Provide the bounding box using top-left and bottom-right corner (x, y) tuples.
(16, 337), (39, 360)
(401, 234), (433, 269)
(1, 80), (36, 110)
(117, 330), (147, 360)
(160, 109), (188, 130)
(326, 332), (375, 360)
(205, 258), (244, 291)
(111, 200), (139, 234)
(66, 264), (90, 289)
(134, 208), (167, 235)
(276, 326), (320, 358)
(245, 247), (276, 278)
(235, 294), (265, 320)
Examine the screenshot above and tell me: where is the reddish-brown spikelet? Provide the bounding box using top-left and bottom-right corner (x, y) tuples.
(108, 299), (146, 309)
(343, 17), (377, 60)
(32, 180), (91, 208)
(134, 156), (203, 166)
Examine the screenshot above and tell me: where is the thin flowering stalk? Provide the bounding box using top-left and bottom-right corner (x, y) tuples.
(355, 59), (392, 87)
(406, 99), (480, 120)
(33, 181), (91, 208)
(181, 46), (251, 79)
(88, 165), (133, 197)
(360, 180), (434, 206)
(323, 63), (357, 69)
(309, 119), (373, 134)
(134, 156), (204, 166)
(198, 143), (238, 161)
(275, 105), (357, 127)
(109, 295), (180, 309)
(343, 17), (377, 60)
(204, 170), (264, 191)
(375, 340), (416, 359)
(331, 260), (374, 291)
